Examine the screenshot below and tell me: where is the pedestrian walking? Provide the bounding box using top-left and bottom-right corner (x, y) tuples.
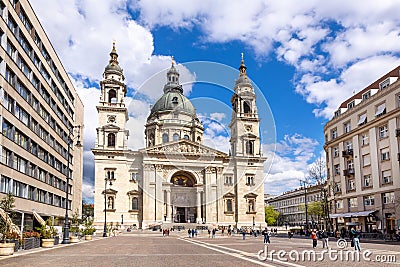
(262, 228), (270, 244)
(188, 228), (191, 238)
(208, 229), (211, 238)
(311, 230), (317, 249)
(212, 228), (216, 238)
(321, 230), (329, 248)
(242, 229), (246, 240)
(351, 227), (361, 251)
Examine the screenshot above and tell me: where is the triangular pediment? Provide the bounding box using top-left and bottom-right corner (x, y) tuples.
(102, 188), (118, 194)
(244, 192), (258, 198)
(141, 139), (227, 157)
(102, 124), (121, 130)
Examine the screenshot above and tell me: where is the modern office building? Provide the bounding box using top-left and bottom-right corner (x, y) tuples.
(267, 183), (325, 228)
(0, 0), (84, 229)
(325, 66), (400, 233)
(93, 46), (267, 230)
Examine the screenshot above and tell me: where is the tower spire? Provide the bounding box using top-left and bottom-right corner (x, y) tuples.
(109, 41), (119, 65)
(239, 52), (247, 77)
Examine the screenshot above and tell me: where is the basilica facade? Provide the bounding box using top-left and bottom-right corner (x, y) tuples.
(93, 44), (267, 230)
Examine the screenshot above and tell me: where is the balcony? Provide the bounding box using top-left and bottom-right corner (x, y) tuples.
(343, 168), (355, 177)
(342, 149), (353, 157)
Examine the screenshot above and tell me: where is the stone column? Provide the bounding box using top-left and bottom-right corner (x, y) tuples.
(197, 190), (202, 223)
(166, 189), (171, 222)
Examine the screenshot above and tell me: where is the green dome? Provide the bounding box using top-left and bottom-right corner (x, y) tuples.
(150, 91), (196, 118)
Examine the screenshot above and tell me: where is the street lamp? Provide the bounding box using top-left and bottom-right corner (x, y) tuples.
(300, 179), (309, 233)
(62, 125), (82, 244)
(103, 178), (113, 237)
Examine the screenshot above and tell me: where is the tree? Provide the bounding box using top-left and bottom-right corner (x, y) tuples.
(0, 193), (17, 242)
(265, 206), (280, 226)
(300, 201), (325, 229)
(307, 157), (331, 231)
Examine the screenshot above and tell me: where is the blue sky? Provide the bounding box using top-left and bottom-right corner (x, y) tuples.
(29, 0), (400, 202)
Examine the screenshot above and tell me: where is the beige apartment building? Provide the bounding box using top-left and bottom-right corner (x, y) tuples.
(0, 0), (84, 230)
(267, 183), (325, 228)
(325, 66), (400, 234)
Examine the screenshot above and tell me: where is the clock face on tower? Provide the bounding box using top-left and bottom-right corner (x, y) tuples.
(245, 125), (252, 132)
(107, 115), (116, 123)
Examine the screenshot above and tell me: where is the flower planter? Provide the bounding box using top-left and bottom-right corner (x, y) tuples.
(6, 239), (19, 252)
(41, 238), (54, 248)
(69, 236), (79, 243)
(23, 237), (40, 250)
(0, 243), (15, 256)
(84, 235), (92, 241)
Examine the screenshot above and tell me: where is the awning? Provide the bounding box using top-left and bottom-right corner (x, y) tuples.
(330, 210), (376, 218)
(32, 209), (46, 226)
(357, 113), (367, 125)
(375, 103), (386, 116)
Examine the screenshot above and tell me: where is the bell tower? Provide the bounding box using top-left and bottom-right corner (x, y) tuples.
(95, 42), (129, 150)
(229, 54), (261, 157)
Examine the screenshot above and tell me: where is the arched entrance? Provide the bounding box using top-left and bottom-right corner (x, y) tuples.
(170, 171), (198, 223)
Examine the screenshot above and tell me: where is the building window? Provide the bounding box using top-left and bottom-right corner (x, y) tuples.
(380, 148), (390, 161)
(224, 176), (232, 185)
(162, 133), (169, 143)
(345, 141), (353, 150)
(383, 192), (395, 204)
(344, 122), (351, 133)
(106, 171), (115, 180)
(331, 128), (337, 140)
(243, 101), (251, 114)
(362, 154), (371, 167)
(379, 125), (388, 139)
(363, 175), (371, 187)
(246, 176), (254, 186)
(334, 164), (340, 175)
(131, 197), (138, 210)
(382, 170), (392, 184)
(364, 195), (375, 206)
(375, 103), (386, 117)
(358, 113), (367, 126)
(245, 140), (254, 155)
(183, 134), (189, 140)
(379, 78), (390, 90)
(361, 133), (369, 146)
(107, 133), (116, 147)
(347, 101), (355, 109)
(334, 110), (341, 118)
(347, 179), (355, 191)
(348, 197), (358, 208)
(108, 89), (117, 103)
(362, 91), (371, 101)
(130, 173), (138, 182)
(336, 200), (343, 209)
(173, 133), (179, 141)
(226, 199), (233, 212)
(334, 182), (341, 193)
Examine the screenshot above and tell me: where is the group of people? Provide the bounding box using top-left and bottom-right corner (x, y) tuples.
(309, 227), (361, 251)
(187, 228), (198, 238)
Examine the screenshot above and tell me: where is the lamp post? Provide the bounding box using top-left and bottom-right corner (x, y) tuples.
(300, 179), (309, 233)
(103, 178), (113, 237)
(62, 125), (82, 244)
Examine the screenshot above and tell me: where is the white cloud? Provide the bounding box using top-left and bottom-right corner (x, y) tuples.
(133, 0), (400, 118)
(264, 134), (319, 195)
(82, 181), (94, 201)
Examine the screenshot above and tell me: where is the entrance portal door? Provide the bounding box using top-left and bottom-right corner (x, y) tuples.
(177, 207), (186, 223)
